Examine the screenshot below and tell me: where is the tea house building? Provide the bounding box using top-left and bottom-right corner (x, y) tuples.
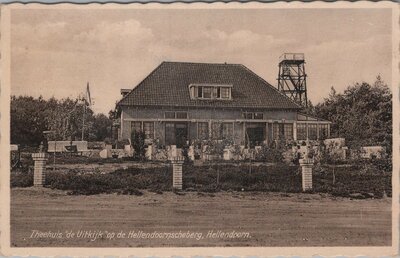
(116, 61), (331, 148)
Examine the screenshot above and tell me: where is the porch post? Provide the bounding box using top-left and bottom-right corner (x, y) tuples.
(265, 122), (268, 145)
(328, 124), (331, 138)
(208, 120), (212, 138)
(243, 122), (246, 146)
(293, 122), (297, 141)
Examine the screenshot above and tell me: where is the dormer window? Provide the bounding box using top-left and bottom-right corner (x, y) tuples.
(189, 84), (232, 100)
(203, 87), (212, 98)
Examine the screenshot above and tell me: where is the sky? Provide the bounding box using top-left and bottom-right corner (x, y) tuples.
(10, 7), (392, 114)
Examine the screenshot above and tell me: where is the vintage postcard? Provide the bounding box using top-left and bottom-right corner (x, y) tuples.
(0, 1), (399, 257)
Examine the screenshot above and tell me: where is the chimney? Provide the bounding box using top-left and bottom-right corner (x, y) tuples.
(120, 89), (131, 97)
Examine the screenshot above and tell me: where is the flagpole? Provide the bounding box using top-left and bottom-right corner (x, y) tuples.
(82, 102), (86, 141)
(82, 82), (91, 141)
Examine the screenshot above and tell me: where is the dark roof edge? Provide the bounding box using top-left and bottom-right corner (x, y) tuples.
(297, 112), (332, 123)
(238, 64), (302, 110)
(118, 103), (300, 111)
(163, 60), (244, 66)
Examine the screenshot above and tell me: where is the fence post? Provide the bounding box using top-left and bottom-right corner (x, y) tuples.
(171, 156), (184, 190)
(299, 158), (313, 191)
(32, 152), (48, 187)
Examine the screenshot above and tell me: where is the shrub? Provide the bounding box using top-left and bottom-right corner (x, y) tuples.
(312, 165), (391, 198)
(131, 130), (146, 160)
(11, 162), (392, 199)
(370, 157), (392, 173)
(255, 144), (284, 163)
(11, 169), (33, 187)
(183, 164), (301, 192)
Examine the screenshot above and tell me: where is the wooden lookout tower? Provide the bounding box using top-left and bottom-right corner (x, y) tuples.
(277, 53), (308, 107)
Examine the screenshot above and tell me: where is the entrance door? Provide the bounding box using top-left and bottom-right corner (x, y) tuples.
(165, 122), (188, 148)
(165, 123), (176, 146)
(246, 123), (265, 148)
(175, 123), (188, 148)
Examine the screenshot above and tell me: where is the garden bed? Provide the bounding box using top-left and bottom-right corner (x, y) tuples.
(11, 163), (391, 198)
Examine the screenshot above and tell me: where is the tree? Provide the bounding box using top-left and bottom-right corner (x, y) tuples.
(302, 100), (317, 117)
(131, 130), (146, 160)
(11, 95), (48, 146)
(314, 76), (392, 151)
(11, 95), (113, 146)
(92, 113), (113, 141)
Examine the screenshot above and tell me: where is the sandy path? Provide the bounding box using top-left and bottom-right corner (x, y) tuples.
(11, 187), (391, 247)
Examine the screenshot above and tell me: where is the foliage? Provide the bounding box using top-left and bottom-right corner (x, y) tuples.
(317, 141), (345, 165)
(11, 163), (391, 198)
(130, 130), (146, 160)
(181, 142), (191, 163)
(203, 138), (234, 157)
(314, 76), (392, 151)
(184, 164), (302, 192)
(44, 167), (170, 195)
(10, 169), (33, 187)
(11, 95), (113, 147)
(11, 96), (49, 146)
(92, 113), (113, 141)
(313, 164), (391, 198)
(254, 144), (284, 163)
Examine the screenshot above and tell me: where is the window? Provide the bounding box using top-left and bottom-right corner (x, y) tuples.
(197, 87), (203, 98)
(221, 123), (233, 139)
(212, 122), (221, 139)
(221, 87), (230, 99)
(203, 87), (212, 99)
(319, 124), (329, 139)
(308, 124), (317, 140)
(244, 112), (253, 119)
(243, 112), (264, 120)
(131, 121), (142, 133)
(211, 122), (233, 139)
(143, 122), (154, 139)
(198, 122), (209, 140)
(176, 112), (188, 119)
(165, 112), (175, 119)
(254, 113), (264, 120)
(194, 87), (203, 99)
(297, 123), (307, 140)
(284, 124), (293, 140)
(272, 123), (281, 140)
(190, 84), (232, 100)
(215, 87), (221, 98)
(165, 111), (188, 119)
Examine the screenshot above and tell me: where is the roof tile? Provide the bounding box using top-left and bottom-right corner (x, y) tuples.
(118, 61), (300, 110)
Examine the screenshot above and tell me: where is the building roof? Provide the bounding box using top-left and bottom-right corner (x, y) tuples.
(117, 61), (301, 110)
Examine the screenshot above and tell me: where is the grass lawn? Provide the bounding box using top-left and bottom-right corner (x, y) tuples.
(11, 187), (391, 247)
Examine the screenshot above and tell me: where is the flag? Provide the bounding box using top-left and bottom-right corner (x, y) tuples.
(85, 82), (92, 106)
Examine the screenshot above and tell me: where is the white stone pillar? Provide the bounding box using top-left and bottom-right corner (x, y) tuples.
(32, 152), (48, 187)
(171, 157), (184, 190)
(223, 148), (231, 160)
(145, 145), (153, 160)
(188, 146), (195, 161)
(299, 158), (313, 191)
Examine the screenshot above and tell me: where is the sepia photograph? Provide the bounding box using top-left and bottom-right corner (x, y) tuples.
(1, 2), (398, 256)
